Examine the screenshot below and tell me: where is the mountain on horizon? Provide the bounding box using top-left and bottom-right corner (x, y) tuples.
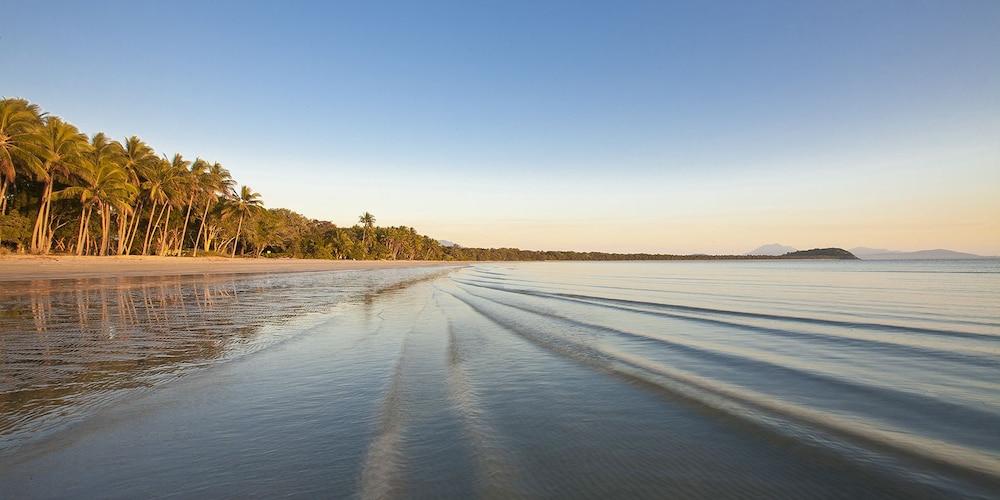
(746, 243), (797, 256)
(849, 247), (893, 256)
(850, 247), (988, 260)
(437, 240), (460, 248)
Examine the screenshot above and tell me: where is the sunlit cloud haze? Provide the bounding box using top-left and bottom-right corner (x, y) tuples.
(5, 1), (999, 254)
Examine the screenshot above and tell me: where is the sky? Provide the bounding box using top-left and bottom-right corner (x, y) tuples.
(4, 1), (999, 254)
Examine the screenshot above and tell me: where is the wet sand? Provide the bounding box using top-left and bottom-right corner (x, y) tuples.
(0, 255), (458, 281)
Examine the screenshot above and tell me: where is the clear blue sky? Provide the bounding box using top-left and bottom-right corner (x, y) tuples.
(5, 1), (999, 253)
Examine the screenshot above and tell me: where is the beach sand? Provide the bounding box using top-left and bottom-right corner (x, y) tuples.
(0, 255), (461, 281)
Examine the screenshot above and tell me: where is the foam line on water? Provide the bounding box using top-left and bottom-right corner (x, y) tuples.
(455, 278), (998, 341)
(454, 279), (1000, 364)
(441, 287), (1000, 489)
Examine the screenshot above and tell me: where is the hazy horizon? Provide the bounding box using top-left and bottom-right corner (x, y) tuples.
(5, 1), (999, 254)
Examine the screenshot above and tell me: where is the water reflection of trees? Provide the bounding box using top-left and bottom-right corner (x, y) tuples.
(0, 275), (270, 439)
(0, 267), (455, 445)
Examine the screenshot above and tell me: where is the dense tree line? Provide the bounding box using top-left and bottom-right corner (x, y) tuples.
(442, 248), (856, 260)
(0, 98), (453, 259)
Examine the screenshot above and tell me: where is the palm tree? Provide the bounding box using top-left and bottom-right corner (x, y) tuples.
(0, 98), (43, 215)
(88, 134), (130, 255)
(177, 158), (209, 254)
(27, 117), (88, 253)
(156, 154), (189, 255)
(193, 162), (232, 256)
(359, 212), (375, 258)
(57, 140), (135, 255)
(139, 156), (181, 255)
(223, 185), (264, 257)
(118, 136), (157, 254)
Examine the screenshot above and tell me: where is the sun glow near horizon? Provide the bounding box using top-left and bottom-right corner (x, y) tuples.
(254, 144), (1000, 255)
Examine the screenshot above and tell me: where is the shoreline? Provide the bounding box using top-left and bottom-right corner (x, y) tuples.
(0, 255), (462, 282)
(0, 253), (869, 282)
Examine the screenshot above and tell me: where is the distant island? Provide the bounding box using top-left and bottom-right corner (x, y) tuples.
(749, 244), (992, 261)
(780, 248), (858, 259)
(849, 248), (992, 260)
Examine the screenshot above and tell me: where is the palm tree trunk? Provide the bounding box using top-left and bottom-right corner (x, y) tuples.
(125, 201), (144, 255)
(77, 206), (93, 256)
(158, 204), (172, 255)
(232, 212), (244, 258)
(99, 204), (111, 256)
(148, 202), (167, 255)
(84, 218), (94, 255)
(84, 208), (94, 255)
(75, 206), (87, 256)
(31, 179), (53, 254)
(116, 210), (129, 255)
(42, 183), (55, 252)
(142, 201), (160, 255)
(96, 206), (103, 256)
(178, 195), (195, 255)
(206, 229), (217, 253)
(0, 180), (7, 245)
(108, 210), (114, 255)
(31, 185), (43, 251)
(0, 179), (8, 215)
(193, 202), (211, 257)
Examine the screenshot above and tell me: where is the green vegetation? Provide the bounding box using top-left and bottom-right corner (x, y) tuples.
(780, 248), (858, 260)
(0, 97), (450, 259)
(442, 248), (858, 260)
(0, 98), (857, 261)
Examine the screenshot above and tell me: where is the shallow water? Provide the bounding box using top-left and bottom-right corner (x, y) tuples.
(1, 260), (998, 498)
(0, 267), (453, 448)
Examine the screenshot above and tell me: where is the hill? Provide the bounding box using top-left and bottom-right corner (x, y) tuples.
(746, 243), (797, 256)
(780, 248), (858, 260)
(850, 248), (988, 260)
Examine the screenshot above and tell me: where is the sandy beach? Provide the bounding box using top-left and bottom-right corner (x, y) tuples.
(0, 255), (462, 281)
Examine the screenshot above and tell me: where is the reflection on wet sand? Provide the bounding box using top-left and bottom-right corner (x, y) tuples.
(0, 267), (457, 450)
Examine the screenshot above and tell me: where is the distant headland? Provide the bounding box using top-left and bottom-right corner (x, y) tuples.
(749, 244), (995, 261)
(441, 247), (858, 261)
